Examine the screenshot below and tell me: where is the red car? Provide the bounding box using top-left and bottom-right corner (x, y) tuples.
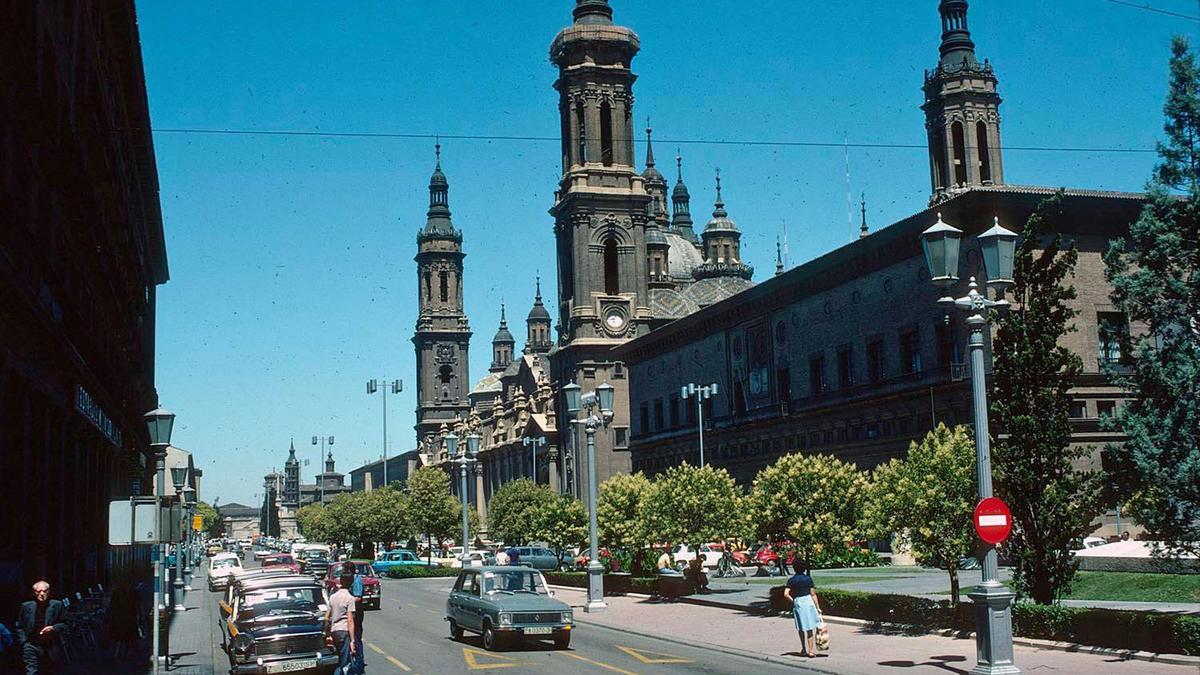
(754, 543), (797, 574)
(261, 553), (301, 575)
(324, 562), (381, 610)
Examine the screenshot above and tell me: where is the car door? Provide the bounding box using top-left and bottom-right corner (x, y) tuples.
(458, 572), (482, 630)
(533, 548), (554, 570)
(448, 572), (466, 624)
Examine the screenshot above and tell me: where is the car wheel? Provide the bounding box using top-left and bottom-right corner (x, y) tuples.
(482, 621), (502, 651)
(449, 620), (463, 641)
(766, 560), (779, 576)
(553, 631), (571, 650)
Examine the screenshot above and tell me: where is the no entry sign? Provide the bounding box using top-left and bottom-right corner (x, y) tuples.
(974, 497), (1012, 545)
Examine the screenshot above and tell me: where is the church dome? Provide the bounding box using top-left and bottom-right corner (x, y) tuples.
(645, 224), (669, 248)
(704, 170), (741, 235)
(527, 303), (551, 321)
(493, 325), (515, 343)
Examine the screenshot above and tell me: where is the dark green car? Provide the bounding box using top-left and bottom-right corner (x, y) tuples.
(445, 566), (573, 650)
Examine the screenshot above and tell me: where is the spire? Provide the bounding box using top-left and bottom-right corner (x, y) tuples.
(671, 149), (695, 241)
(573, 0), (612, 25)
(645, 118), (656, 169)
(937, 0), (977, 70)
(535, 274), (543, 303)
(527, 273), (551, 323)
(676, 149), (682, 183)
(500, 302), (508, 328)
(775, 240), (784, 276)
(423, 141), (456, 236)
(286, 438), (298, 465)
(712, 168), (727, 219)
(859, 193), (869, 239)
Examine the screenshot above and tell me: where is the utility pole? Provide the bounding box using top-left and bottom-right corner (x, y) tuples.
(367, 379), (403, 488)
(311, 436), (334, 503)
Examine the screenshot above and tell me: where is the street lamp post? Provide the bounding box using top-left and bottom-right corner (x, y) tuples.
(311, 435), (334, 503)
(521, 435), (546, 484)
(921, 213), (1020, 675)
(680, 383), (718, 465)
(448, 432), (479, 558)
(183, 486), (196, 590)
(563, 381), (614, 613)
(367, 379), (403, 488)
(170, 467), (187, 612)
(144, 408), (175, 675)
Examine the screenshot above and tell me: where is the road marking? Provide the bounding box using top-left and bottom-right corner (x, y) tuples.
(462, 646), (525, 670)
(424, 608), (439, 615)
(369, 643), (387, 655)
(558, 650), (640, 674)
(367, 643), (411, 671)
(616, 645), (693, 664)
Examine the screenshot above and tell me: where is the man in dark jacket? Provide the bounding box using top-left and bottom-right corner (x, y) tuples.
(16, 580), (66, 674)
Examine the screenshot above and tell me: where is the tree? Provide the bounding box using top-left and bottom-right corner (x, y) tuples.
(866, 425), (977, 603)
(342, 488), (408, 557)
(486, 479), (554, 546)
(642, 463), (744, 569)
(532, 494), (587, 566)
(404, 467), (470, 562)
(195, 500), (222, 538)
(1103, 36), (1200, 557)
(597, 472), (651, 550)
(747, 453), (867, 573)
(991, 193), (1106, 604)
(295, 503), (334, 543)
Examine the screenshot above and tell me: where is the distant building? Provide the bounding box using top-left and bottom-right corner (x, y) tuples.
(299, 450), (352, 505)
(218, 503), (260, 541)
(349, 451), (420, 492)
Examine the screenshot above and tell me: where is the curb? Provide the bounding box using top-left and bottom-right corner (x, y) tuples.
(549, 585), (1200, 668)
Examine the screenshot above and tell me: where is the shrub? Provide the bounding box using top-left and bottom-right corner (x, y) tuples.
(543, 571), (665, 597)
(811, 545), (885, 570)
(384, 566), (460, 579)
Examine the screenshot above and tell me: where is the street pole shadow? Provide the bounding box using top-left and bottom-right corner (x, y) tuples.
(877, 654), (969, 674)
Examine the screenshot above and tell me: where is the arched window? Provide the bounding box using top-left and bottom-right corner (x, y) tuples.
(439, 271), (449, 302)
(951, 121), (968, 186)
(976, 121), (992, 183)
(932, 129), (947, 190)
(603, 238), (619, 295)
(600, 101), (614, 166)
(576, 101), (587, 163)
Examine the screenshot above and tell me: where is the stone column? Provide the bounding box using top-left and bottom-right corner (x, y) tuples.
(547, 448), (560, 493)
(474, 463), (487, 534)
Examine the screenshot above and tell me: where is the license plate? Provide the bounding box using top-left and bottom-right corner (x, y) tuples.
(265, 658), (317, 673)
(523, 626), (553, 635)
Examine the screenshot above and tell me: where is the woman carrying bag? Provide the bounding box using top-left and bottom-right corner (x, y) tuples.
(782, 562), (827, 658)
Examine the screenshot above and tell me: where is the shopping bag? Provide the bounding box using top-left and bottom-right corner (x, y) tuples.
(815, 619), (830, 651)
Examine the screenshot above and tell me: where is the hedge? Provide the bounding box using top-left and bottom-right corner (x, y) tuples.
(767, 586), (1200, 656)
(383, 566), (460, 579)
(543, 571), (667, 596)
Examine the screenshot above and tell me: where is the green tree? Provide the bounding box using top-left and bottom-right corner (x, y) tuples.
(404, 467), (466, 562)
(866, 424), (976, 603)
(486, 479), (554, 546)
(991, 194), (1106, 604)
(341, 488), (408, 557)
(747, 453), (867, 573)
(642, 464), (744, 569)
(1103, 36), (1200, 557)
(195, 500), (222, 538)
(295, 503), (333, 543)
(532, 494), (587, 567)
(597, 472), (651, 554)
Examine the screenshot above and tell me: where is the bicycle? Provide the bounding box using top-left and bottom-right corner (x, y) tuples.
(714, 550), (746, 578)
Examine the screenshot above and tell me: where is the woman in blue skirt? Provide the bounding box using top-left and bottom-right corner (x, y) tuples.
(782, 562), (823, 657)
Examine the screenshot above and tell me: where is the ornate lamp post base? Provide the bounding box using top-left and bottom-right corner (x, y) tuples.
(585, 560), (608, 612)
(968, 585), (1020, 675)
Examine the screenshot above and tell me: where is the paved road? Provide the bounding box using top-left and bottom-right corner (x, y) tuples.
(361, 575), (823, 675)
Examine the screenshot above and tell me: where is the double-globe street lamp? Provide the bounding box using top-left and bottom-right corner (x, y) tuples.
(521, 435), (546, 485)
(680, 382), (718, 465)
(367, 378), (403, 488)
(312, 435), (334, 503)
(920, 213), (1020, 675)
(562, 381), (614, 613)
(144, 407), (176, 675)
(446, 431), (480, 558)
(183, 485), (196, 590)
(170, 467), (188, 612)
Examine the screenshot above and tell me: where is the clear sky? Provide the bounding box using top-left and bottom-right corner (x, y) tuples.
(137, 0), (1195, 507)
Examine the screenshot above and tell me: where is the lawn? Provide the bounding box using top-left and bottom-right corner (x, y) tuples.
(729, 572), (918, 586)
(1065, 571), (1200, 603)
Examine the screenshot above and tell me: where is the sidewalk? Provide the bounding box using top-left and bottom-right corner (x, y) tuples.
(552, 586), (1199, 674)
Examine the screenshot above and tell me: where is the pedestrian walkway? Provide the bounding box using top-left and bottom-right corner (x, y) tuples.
(551, 586), (1198, 674)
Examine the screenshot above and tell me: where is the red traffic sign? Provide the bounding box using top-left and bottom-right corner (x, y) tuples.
(974, 497), (1013, 545)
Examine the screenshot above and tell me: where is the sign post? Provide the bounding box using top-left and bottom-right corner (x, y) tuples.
(973, 497), (1013, 546)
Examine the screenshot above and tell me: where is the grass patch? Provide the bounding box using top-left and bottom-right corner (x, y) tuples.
(1066, 571), (1200, 603)
(722, 573), (917, 586)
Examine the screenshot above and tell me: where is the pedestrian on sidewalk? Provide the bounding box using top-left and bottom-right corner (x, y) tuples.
(324, 569), (357, 675)
(16, 580), (66, 674)
(345, 562), (367, 674)
(105, 578), (141, 660)
(782, 563), (824, 658)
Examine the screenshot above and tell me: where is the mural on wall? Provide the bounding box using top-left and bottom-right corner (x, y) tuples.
(728, 321), (774, 414)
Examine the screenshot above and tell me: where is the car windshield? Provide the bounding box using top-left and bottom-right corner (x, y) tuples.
(483, 570), (548, 595)
(213, 559), (239, 569)
(354, 563), (376, 576)
(238, 587), (322, 618)
(264, 555), (293, 565)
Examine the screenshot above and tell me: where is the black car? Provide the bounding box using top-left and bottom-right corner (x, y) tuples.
(221, 575), (338, 674)
(304, 555), (331, 580)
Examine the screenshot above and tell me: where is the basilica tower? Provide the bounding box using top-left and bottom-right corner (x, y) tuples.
(413, 144), (472, 444)
(548, 0), (650, 491)
(922, 0), (1005, 205)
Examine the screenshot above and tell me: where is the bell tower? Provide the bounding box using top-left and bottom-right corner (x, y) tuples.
(413, 144), (472, 444)
(548, 0), (649, 492)
(922, 0), (1004, 205)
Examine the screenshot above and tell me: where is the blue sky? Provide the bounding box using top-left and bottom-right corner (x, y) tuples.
(137, 0), (1193, 507)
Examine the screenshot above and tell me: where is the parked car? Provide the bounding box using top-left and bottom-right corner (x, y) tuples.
(323, 562), (382, 610)
(754, 543), (796, 574)
(507, 546), (561, 571)
(207, 553), (243, 591)
(261, 553), (302, 575)
(671, 544), (721, 569)
(301, 552), (331, 580)
(220, 574), (338, 674)
(373, 549), (437, 574)
(445, 566), (573, 650)
(451, 550), (498, 569)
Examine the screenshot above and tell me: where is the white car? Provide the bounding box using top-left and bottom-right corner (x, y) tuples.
(207, 553), (242, 591)
(671, 544), (722, 569)
(451, 551), (498, 569)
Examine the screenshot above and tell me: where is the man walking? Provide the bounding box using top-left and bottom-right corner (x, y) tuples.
(345, 562), (367, 674)
(324, 569), (356, 675)
(16, 581), (66, 674)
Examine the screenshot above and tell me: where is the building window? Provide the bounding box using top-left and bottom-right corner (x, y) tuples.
(1098, 312), (1127, 365)
(951, 121), (968, 185)
(639, 402), (649, 435)
(439, 271), (449, 302)
(837, 346), (854, 389)
(653, 399), (664, 430)
(976, 121), (992, 183)
(612, 362), (625, 379)
(686, 396), (697, 425)
(604, 238), (619, 295)
(576, 101), (587, 163)
(1097, 400), (1116, 419)
(867, 340), (884, 383)
(777, 367), (791, 408)
(1069, 400), (1087, 419)
(614, 426), (629, 449)
(600, 101), (614, 166)
(935, 321), (957, 367)
(899, 329), (921, 374)
(809, 354), (826, 395)
(669, 394), (680, 428)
